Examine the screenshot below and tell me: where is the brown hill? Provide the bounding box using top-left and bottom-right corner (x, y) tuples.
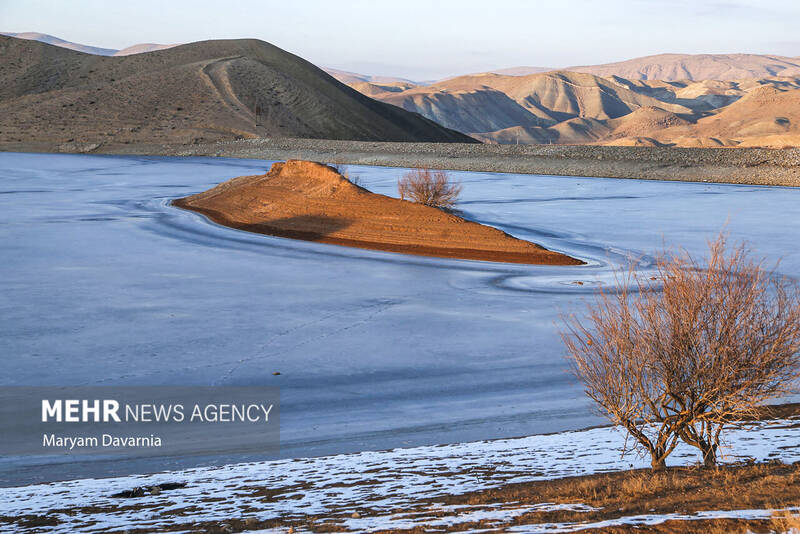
(362, 71), (701, 145)
(568, 53), (800, 81)
(0, 35), (474, 146)
(368, 71), (692, 139)
(474, 71), (691, 120)
(174, 160), (582, 265)
(381, 87), (546, 133)
(606, 106), (690, 139)
(644, 86), (800, 147)
(351, 67), (800, 147)
(377, 71), (691, 125)
(611, 76), (800, 113)
(473, 117), (612, 145)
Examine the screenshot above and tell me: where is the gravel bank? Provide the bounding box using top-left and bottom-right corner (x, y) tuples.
(5, 139), (800, 186)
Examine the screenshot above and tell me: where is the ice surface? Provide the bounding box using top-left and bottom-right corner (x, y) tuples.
(1, 153), (799, 485)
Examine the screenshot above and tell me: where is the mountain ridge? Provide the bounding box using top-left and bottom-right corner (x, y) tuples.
(0, 35), (475, 145)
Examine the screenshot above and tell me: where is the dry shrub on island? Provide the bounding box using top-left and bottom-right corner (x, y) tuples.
(329, 163), (362, 187)
(398, 168), (462, 210)
(562, 234), (800, 470)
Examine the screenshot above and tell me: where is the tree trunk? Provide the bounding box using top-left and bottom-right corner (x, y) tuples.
(702, 445), (717, 468)
(651, 456), (666, 471)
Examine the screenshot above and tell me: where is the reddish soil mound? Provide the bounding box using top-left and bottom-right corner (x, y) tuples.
(174, 160), (583, 265)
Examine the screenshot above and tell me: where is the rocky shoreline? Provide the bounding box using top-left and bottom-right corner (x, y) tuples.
(5, 139), (800, 186)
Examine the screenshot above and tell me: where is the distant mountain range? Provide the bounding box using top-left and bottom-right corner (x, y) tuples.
(566, 53), (800, 81)
(354, 70), (800, 147)
(325, 53), (800, 85)
(321, 67), (419, 86)
(4, 31), (800, 147)
(1, 32), (178, 57)
(12, 32), (799, 83)
(0, 35), (474, 146)
(323, 53), (800, 148)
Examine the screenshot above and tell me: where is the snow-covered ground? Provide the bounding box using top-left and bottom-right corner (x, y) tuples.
(2, 418), (798, 533)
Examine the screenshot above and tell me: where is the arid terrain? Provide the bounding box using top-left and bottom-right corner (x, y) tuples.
(347, 70), (800, 148)
(319, 52), (800, 149)
(3, 14), (800, 534)
(4, 33), (800, 150)
(174, 159), (582, 265)
(0, 35), (473, 146)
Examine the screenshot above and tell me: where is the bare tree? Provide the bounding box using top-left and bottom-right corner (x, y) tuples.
(562, 234), (800, 470)
(398, 168), (462, 210)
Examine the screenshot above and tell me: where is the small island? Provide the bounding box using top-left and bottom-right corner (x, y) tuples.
(173, 160), (583, 265)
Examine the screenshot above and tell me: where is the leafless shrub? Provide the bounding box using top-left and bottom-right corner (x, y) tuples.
(329, 163), (346, 173)
(397, 168), (462, 210)
(329, 163), (362, 187)
(347, 173), (363, 187)
(562, 234), (800, 470)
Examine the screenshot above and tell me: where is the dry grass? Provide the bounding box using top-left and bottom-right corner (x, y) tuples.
(428, 461), (800, 533)
(772, 510), (800, 532)
(38, 459), (798, 533)
(397, 168), (462, 209)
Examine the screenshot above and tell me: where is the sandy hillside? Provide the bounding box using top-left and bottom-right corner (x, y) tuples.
(605, 106), (691, 139)
(0, 35), (474, 146)
(382, 86), (547, 133)
(174, 160), (582, 265)
(640, 86), (800, 147)
(352, 66), (800, 147)
(373, 71), (691, 132)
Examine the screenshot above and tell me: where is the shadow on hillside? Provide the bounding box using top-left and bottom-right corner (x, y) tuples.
(240, 214), (352, 242)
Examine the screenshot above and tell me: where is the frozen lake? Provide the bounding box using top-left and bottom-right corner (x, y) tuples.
(1, 152), (799, 485)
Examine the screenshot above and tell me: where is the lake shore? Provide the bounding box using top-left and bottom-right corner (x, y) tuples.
(2, 406), (798, 533)
(4, 139), (800, 186)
